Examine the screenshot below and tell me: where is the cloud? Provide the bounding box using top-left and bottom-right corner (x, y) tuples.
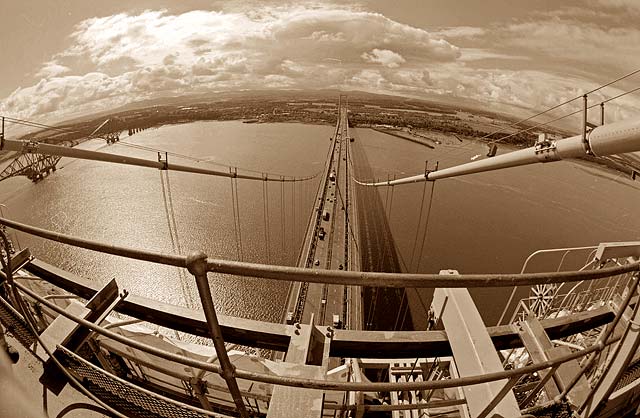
(1, 3), (640, 127)
(502, 19), (640, 74)
(596, 0), (640, 13)
(459, 48), (530, 62)
(0, 5), (463, 120)
(35, 61), (71, 79)
(303, 30), (346, 42)
(432, 26), (485, 39)
(361, 48), (406, 68)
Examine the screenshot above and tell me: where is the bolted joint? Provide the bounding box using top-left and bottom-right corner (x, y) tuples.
(190, 377), (210, 395)
(221, 363), (237, 380)
(186, 251), (208, 277)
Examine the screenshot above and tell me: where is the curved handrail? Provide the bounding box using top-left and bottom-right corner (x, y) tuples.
(2, 216), (638, 288)
(520, 246), (598, 275)
(11, 280), (621, 393)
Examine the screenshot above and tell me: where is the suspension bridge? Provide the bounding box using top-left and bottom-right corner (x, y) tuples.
(0, 74), (640, 418)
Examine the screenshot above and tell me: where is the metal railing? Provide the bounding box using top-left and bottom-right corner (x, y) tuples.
(3, 217), (638, 289)
(2, 216), (640, 417)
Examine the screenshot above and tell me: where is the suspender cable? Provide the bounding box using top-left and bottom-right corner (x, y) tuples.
(230, 171), (240, 261)
(280, 178), (286, 261)
(399, 291), (411, 330)
(164, 171), (182, 256)
(414, 182), (437, 273)
(378, 182), (396, 272)
(291, 181), (296, 265)
(369, 289), (379, 330)
(234, 174), (243, 262)
(262, 178), (271, 264)
(384, 176), (391, 213)
(159, 170), (194, 308)
(387, 180), (396, 219)
(409, 181), (429, 272)
(387, 182), (395, 217)
(393, 289), (407, 330)
(229, 168), (243, 262)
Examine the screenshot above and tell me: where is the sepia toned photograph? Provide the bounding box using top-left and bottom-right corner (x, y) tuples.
(1, 1), (640, 417)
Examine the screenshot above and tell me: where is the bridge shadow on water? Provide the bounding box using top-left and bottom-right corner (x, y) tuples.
(350, 127), (414, 331)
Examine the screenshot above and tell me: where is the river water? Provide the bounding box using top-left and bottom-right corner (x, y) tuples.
(0, 121), (327, 322)
(353, 127), (640, 325)
(1, 121), (639, 326)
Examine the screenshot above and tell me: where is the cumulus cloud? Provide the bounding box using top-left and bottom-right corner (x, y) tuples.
(459, 49), (530, 62)
(0, 5), (463, 120)
(503, 19), (640, 72)
(35, 61), (71, 79)
(596, 0), (640, 13)
(432, 26), (485, 39)
(1, 3), (640, 125)
(361, 48), (406, 68)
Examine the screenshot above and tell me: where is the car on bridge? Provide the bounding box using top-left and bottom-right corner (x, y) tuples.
(333, 314), (342, 329)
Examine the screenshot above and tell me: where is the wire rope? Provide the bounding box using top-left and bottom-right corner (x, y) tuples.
(229, 169), (243, 261)
(381, 73), (640, 171)
(229, 175), (240, 261)
(280, 179), (286, 260)
(414, 181), (437, 273)
(291, 181), (296, 265)
(234, 175), (243, 262)
(393, 289), (407, 330)
(480, 67), (640, 144)
(159, 171), (194, 308)
(2, 115), (321, 183)
(262, 179), (271, 264)
(409, 181), (429, 272)
(379, 184), (396, 272)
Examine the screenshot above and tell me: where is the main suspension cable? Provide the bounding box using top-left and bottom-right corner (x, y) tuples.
(493, 84), (640, 146)
(1, 115), (82, 135)
(116, 140), (309, 180)
(480, 67), (640, 144)
(2, 115), (321, 183)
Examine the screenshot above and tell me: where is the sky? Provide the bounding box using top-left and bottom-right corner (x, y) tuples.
(2, 0), (640, 128)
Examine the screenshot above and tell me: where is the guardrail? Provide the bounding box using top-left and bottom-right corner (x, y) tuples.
(1, 217), (639, 417)
(2, 217), (637, 288)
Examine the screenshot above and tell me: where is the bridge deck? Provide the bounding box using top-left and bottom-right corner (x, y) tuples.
(284, 96), (359, 331)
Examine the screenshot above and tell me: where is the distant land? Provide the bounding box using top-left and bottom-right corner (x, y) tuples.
(5, 89), (638, 176)
(14, 89), (571, 146)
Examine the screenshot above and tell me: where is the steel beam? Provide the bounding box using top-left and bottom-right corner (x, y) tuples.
(431, 270), (520, 418)
(0, 152), (61, 183)
(19, 257), (617, 357)
(515, 317), (560, 400)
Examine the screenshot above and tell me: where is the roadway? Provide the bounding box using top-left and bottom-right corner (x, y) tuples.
(283, 95), (361, 330)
